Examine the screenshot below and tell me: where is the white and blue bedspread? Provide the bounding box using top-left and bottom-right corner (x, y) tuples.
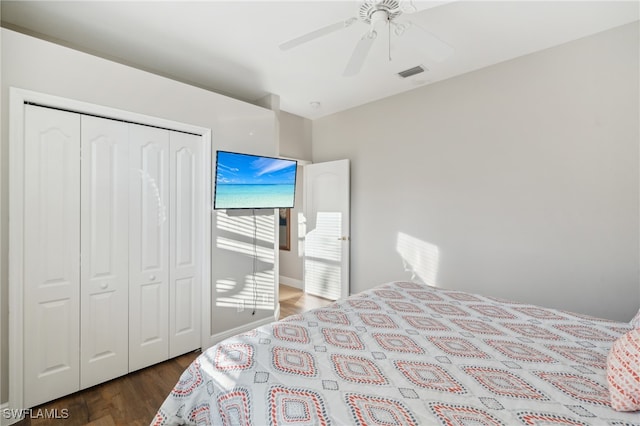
(153, 281), (638, 425)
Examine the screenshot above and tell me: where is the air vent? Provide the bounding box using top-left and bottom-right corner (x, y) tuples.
(398, 65), (426, 79)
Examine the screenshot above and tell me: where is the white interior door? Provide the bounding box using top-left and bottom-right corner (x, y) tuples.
(80, 115), (129, 388)
(303, 159), (350, 300)
(23, 105), (80, 407)
(168, 131), (202, 357)
(129, 124), (170, 371)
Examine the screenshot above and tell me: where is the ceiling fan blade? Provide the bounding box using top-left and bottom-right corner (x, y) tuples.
(343, 31), (378, 77)
(279, 17), (357, 51)
(398, 20), (453, 62)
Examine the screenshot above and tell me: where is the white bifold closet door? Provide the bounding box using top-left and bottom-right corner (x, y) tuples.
(22, 104), (204, 405)
(24, 105), (81, 408)
(128, 124), (170, 371)
(80, 115), (129, 389)
(128, 126), (202, 370)
(169, 132), (202, 358)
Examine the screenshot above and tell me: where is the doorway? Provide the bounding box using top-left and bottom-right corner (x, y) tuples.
(278, 160), (350, 313)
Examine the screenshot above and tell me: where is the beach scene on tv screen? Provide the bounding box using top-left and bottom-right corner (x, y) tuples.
(215, 152), (297, 209)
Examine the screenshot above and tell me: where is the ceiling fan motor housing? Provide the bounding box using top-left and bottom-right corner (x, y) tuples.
(359, 0), (402, 24)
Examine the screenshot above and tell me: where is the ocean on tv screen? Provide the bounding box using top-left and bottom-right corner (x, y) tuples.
(215, 183), (295, 209)
(215, 151), (297, 209)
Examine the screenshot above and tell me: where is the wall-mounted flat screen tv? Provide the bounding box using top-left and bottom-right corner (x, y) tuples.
(213, 150), (298, 209)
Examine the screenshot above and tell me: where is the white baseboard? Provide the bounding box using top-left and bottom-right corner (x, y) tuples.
(279, 275), (303, 289)
(206, 313), (278, 348)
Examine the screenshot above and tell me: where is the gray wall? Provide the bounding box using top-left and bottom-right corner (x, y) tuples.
(279, 111), (312, 161)
(1, 29), (277, 404)
(278, 111), (312, 286)
(312, 22), (640, 322)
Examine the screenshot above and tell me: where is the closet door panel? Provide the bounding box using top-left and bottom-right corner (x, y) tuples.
(169, 132), (202, 357)
(24, 105), (80, 407)
(80, 115), (129, 388)
(129, 124), (170, 371)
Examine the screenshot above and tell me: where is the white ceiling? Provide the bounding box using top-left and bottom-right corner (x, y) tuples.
(1, 1), (638, 119)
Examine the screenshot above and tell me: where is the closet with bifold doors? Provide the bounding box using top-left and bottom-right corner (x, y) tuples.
(21, 104), (204, 408)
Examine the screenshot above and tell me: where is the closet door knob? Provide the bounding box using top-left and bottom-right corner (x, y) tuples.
(100, 282), (109, 290)
(149, 275), (156, 281)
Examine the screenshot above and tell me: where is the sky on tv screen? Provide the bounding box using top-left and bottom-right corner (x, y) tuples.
(216, 151), (296, 185)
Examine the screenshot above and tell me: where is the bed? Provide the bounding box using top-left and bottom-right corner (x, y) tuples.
(153, 281), (639, 425)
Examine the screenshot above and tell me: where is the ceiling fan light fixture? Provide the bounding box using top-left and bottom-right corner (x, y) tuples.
(359, 0), (402, 24)
(370, 9), (389, 29)
(279, 0), (453, 77)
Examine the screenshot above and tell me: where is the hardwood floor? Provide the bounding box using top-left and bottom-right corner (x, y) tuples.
(15, 351), (198, 426)
(15, 285), (331, 425)
(278, 283), (334, 319)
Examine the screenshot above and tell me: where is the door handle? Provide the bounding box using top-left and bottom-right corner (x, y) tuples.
(337, 236), (350, 241)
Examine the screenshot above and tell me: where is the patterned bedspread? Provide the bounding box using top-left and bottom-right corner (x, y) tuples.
(153, 281), (638, 425)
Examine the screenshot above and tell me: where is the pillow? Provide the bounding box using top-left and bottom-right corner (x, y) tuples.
(607, 328), (640, 411)
(631, 309), (640, 328)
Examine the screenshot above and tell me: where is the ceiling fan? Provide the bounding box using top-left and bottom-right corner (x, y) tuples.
(279, 0), (454, 77)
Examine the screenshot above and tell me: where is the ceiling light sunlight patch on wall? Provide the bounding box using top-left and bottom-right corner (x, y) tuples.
(214, 208), (276, 322)
(216, 279), (238, 294)
(216, 210), (274, 242)
(252, 271), (275, 310)
(396, 232), (440, 286)
(217, 237), (275, 263)
(214, 272), (274, 312)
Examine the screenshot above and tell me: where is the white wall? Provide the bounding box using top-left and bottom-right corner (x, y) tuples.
(278, 111), (312, 286)
(279, 111), (312, 161)
(0, 28), (277, 404)
(278, 167), (305, 287)
(312, 22), (640, 322)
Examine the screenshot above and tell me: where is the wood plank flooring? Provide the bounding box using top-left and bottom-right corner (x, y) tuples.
(15, 284), (331, 426)
(279, 283), (334, 318)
